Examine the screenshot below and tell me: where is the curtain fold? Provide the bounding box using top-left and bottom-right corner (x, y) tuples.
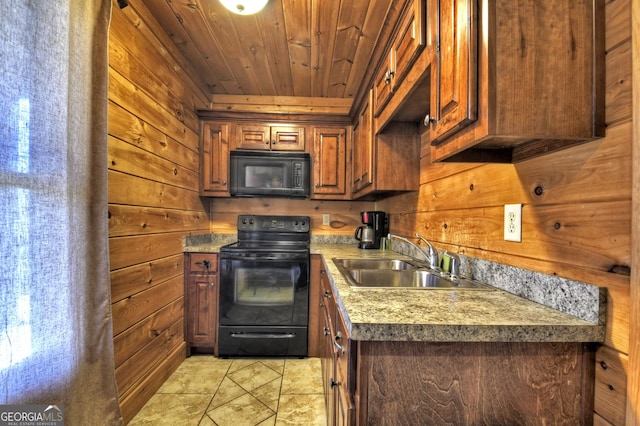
(1, 0), (122, 424)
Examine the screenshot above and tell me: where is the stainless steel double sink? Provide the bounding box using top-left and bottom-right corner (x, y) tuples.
(333, 258), (493, 290)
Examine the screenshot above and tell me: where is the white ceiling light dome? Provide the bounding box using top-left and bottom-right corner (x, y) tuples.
(219, 0), (269, 15)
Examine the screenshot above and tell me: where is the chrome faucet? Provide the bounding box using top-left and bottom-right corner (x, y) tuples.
(415, 233), (440, 270)
(387, 233), (440, 271)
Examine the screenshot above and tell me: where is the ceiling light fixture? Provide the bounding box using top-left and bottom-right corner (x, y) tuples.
(219, 0), (269, 15)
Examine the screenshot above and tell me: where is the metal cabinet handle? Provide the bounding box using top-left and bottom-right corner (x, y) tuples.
(195, 260), (211, 270)
(383, 69), (395, 84)
(334, 331), (345, 355)
(423, 114), (435, 127)
(330, 378), (340, 388)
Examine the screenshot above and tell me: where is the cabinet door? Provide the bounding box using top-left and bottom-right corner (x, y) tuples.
(334, 309), (354, 425)
(373, 54), (394, 117)
(270, 125), (306, 151)
(429, 0), (477, 144)
(186, 274), (217, 347)
(391, 0), (426, 90)
(352, 90), (373, 194)
(201, 122), (230, 196)
(236, 124), (305, 151)
(320, 277), (336, 423)
(312, 126), (349, 199)
(185, 253), (218, 352)
(236, 124), (271, 150)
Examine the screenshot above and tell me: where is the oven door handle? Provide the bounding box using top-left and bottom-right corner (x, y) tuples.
(229, 332), (297, 339)
(221, 254), (308, 261)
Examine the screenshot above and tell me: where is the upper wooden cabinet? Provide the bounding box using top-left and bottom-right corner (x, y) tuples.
(311, 126), (350, 200)
(374, 0), (426, 116)
(427, 0), (605, 163)
(236, 123), (305, 151)
(352, 91), (420, 199)
(352, 91), (374, 194)
(200, 122), (230, 196)
(428, 0), (477, 144)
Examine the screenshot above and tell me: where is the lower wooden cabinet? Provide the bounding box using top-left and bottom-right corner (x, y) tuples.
(184, 252), (218, 356)
(311, 255), (355, 425)
(311, 255), (596, 425)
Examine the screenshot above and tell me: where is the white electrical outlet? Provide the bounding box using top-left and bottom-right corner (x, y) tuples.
(322, 214), (331, 225)
(504, 204), (522, 242)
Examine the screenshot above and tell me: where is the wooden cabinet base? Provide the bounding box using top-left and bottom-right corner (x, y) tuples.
(356, 341), (595, 425)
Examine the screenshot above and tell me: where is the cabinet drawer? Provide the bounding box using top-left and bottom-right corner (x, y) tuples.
(188, 253), (218, 274)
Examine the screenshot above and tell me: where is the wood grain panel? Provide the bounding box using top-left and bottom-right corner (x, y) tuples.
(111, 0), (210, 106)
(282, 0), (311, 96)
(113, 297), (184, 368)
(108, 101), (199, 170)
(208, 94), (352, 116)
(605, 41), (633, 126)
(115, 319), (184, 396)
(109, 32), (199, 134)
(108, 204), (209, 237)
(109, 2), (209, 422)
(109, 232), (188, 271)
(626, 0), (640, 422)
(108, 170), (207, 211)
(208, 198), (375, 235)
(111, 276), (183, 336)
(118, 342), (185, 424)
(595, 345), (628, 425)
(111, 254), (184, 303)
(394, 200), (629, 271)
(606, 0), (631, 51)
(109, 68), (199, 150)
(360, 341), (593, 424)
(108, 136), (199, 190)
(132, 0), (223, 95)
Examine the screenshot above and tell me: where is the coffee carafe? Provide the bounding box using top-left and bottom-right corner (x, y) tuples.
(355, 211), (388, 249)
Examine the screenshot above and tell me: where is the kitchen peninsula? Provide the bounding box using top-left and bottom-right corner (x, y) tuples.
(185, 236), (605, 424)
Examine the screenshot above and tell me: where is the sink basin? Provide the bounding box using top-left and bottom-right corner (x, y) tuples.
(348, 269), (492, 289)
(332, 258), (494, 290)
(335, 258), (418, 270)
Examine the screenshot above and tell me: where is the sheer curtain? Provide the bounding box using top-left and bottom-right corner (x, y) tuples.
(0, 1), (122, 424)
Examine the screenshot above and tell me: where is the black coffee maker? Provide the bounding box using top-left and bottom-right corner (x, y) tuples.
(354, 211), (388, 249)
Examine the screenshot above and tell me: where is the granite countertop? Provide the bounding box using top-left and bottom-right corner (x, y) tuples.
(183, 236), (604, 344)
(312, 243), (604, 343)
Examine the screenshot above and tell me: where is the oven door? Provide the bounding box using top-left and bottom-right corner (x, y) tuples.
(218, 251), (309, 357)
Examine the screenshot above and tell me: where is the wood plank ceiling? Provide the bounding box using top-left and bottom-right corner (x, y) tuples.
(142, 0), (397, 108)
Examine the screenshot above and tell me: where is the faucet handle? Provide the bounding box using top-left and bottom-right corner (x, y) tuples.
(441, 251), (461, 277)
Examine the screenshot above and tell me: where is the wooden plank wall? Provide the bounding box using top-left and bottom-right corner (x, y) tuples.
(209, 198), (375, 236)
(378, 0), (632, 424)
(107, 1), (211, 423)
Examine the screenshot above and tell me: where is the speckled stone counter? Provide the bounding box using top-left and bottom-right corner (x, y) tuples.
(311, 243), (605, 343)
(183, 235), (604, 344)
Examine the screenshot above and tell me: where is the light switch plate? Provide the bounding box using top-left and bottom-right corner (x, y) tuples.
(504, 204), (522, 242)
(322, 214), (330, 225)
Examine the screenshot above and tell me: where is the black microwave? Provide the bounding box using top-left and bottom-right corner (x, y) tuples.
(230, 151), (310, 198)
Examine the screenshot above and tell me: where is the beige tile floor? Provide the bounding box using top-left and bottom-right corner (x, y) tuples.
(129, 356), (326, 426)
